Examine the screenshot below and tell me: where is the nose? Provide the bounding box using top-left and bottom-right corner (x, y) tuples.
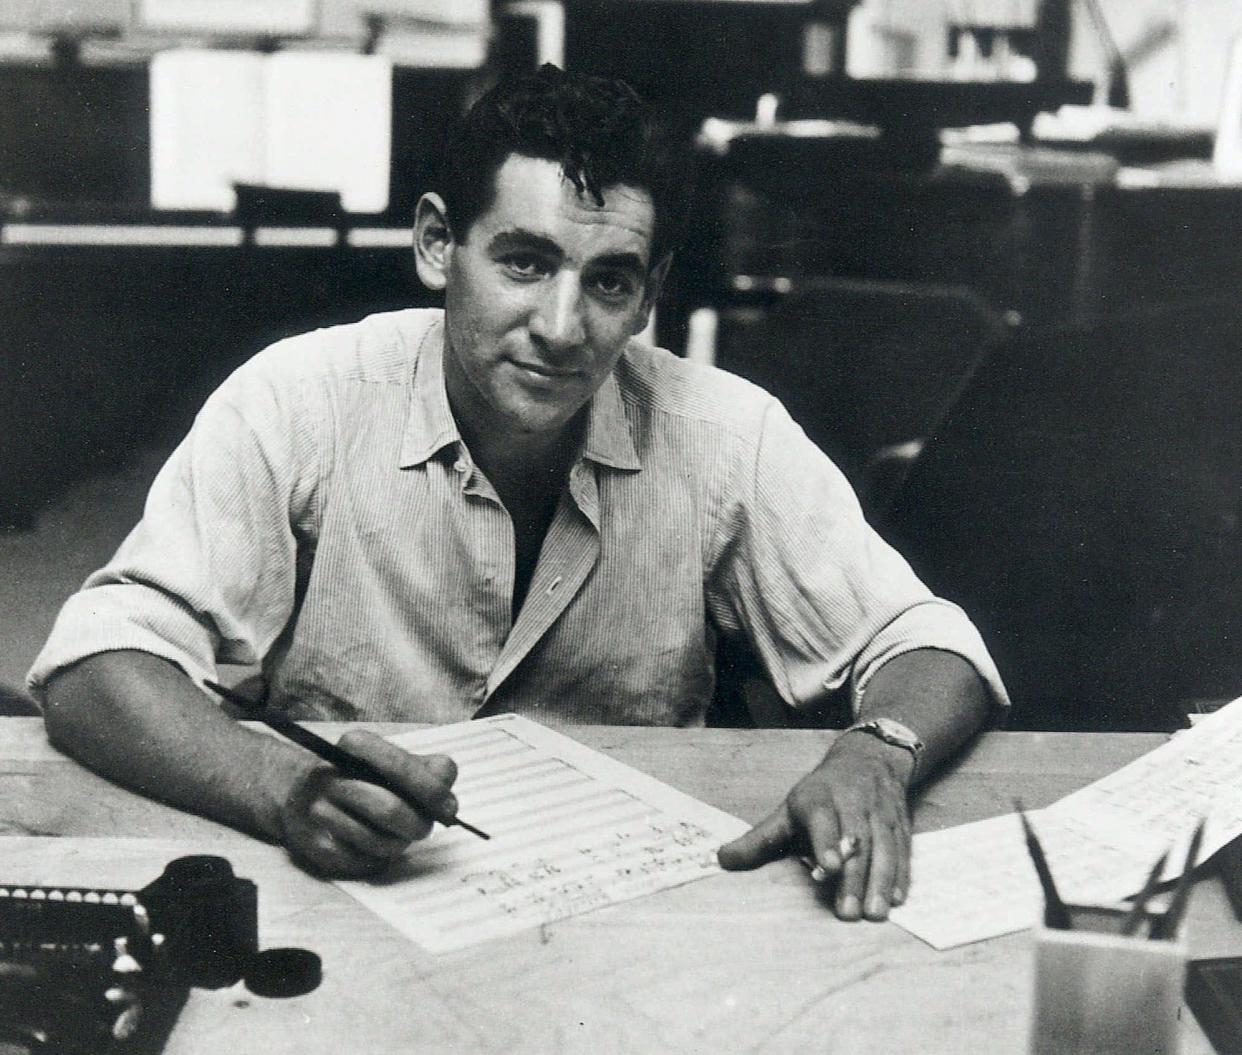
(529, 272), (586, 354)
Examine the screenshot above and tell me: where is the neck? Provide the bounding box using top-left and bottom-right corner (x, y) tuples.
(461, 413), (584, 485)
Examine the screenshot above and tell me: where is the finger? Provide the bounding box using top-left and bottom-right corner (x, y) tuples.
(282, 767), (409, 878)
(283, 788), (391, 879)
(803, 803), (843, 881)
(337, 731), (459, 818)
(325, 776), (438, 843)
(892, 808), (913, 906)
(293, 825), (388, 879)
(863, 813), (900, 920)
(717, 806), (794, 871)
(311, 795), (416, 861)
(832, 812), (870, 921)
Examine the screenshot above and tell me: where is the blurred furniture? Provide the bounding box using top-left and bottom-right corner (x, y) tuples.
(691, 133), (1242, 732)
(0, 62), (469, 219)
(0, 222), (431, 528)
(711, 277), (1007, 508)
(0, 57), (474, 527)
(0, 715), (1234, 1052)
(884, 299), (1242, 732)
(563, 0), (1089, 137)
(687, 140), (1242, 335)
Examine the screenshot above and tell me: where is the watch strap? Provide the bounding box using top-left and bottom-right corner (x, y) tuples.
(840, 717), (924, 779)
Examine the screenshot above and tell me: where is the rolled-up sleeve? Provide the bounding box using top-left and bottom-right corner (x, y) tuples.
(849, 598), (1009, 718)
(26, 346), (318, 703)
(706, 397), (1009, 718)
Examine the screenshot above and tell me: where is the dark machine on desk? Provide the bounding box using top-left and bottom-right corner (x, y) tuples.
(0, 855), (319, 1053)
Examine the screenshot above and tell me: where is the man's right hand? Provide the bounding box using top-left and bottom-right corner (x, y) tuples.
(43, 652), (465, 881)
(277, 730), (459, 878)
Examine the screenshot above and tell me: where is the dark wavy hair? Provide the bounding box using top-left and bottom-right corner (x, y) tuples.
(442, 64), (693, 267)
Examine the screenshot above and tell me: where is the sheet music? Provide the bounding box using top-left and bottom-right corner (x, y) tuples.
(150, 49), (391, 212)
(337, 715), (749, 953)
(891, 696), (1242, 950)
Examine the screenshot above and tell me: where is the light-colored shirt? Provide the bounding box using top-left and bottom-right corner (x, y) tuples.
(29, 309), (1008, 725)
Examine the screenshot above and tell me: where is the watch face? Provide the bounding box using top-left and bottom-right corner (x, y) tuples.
(870, 719), (922, 751)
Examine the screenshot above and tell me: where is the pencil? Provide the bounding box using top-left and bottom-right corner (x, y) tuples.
(1014, 800), (1072, 930)
(204, 679), (490, 840)
(1121, 850), (1169, 936)
(1152, 818), (1206, 940)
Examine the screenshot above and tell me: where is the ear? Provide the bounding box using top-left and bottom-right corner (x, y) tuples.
(413, 192), (454, 292)
(633, 253), (673, 335)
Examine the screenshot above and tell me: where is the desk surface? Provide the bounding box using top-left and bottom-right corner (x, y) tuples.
(0, 719), (1232, 1054)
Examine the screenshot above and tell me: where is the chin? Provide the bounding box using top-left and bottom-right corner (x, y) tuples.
(496, 389), (581, 427)
(509, 414), (572, 437)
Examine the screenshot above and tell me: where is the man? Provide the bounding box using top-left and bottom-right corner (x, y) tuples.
(30, 66), (1006, 922)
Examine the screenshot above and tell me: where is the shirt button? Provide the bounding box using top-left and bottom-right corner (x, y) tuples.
(453, 459), (468, 473)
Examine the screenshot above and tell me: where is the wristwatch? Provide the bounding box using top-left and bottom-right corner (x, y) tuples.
(840, 717), (924, 780)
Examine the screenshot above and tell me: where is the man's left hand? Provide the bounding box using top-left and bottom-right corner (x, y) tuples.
(716, 732), (914, 921)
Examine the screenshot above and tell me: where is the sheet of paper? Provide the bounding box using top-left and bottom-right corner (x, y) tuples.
(889, 809), (1165, 950)
(337, 715), (749, 953)
(892, 696), (1242, 950)
(263, 52), (392, 213)
(150, 49), (392, 213)
(150, 49), (266, 211)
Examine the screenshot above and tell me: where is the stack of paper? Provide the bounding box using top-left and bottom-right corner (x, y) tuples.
(134, 0), (317, 36)
(362, 0), (489, 68)
(891, 696), (1242, 949)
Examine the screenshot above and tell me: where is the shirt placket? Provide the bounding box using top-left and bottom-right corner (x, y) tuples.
(453, 452), (515, 705)
(479, 459), (602, 706)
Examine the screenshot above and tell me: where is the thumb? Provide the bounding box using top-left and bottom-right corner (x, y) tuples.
(717, 806), (794, 871)
(420, 753), (459, 788)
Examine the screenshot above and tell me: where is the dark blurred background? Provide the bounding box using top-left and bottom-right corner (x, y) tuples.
(2, 0), (1240, 730)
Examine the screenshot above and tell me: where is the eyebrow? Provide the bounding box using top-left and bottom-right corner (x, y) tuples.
(488, 229), (649, 274)
(488, 229), (563, 258)
(590, 252), (649, 276)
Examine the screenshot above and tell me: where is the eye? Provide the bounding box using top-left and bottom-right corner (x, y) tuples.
(500, 253), (549, 280)
(590, 270), (639, 301)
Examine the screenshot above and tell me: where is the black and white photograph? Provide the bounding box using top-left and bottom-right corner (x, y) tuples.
(2, 1), (1242, 1052)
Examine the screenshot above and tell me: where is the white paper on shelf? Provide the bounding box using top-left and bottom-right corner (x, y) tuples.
(150, 49), (266, 211)
(150, 49), (391, 212)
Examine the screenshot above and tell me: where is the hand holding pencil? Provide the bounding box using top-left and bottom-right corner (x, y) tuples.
(204, 680), (473, 879)
(277, 728), (464, 878)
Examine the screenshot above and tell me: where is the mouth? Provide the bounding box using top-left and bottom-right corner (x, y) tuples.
(509, 359), (582, 381)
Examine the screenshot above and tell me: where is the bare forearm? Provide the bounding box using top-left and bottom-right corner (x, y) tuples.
(854, 648), (992, 783)
(43, 650), (311, 841)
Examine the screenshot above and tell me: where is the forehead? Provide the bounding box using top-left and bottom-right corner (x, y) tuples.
(471, 154), (656, 264)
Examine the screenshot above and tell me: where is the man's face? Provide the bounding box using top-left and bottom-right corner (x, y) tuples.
(431, 154), (662, 443)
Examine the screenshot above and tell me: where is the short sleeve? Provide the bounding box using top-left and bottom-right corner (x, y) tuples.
(26, 347), (319, 703)
(706, 398), (1008, 716)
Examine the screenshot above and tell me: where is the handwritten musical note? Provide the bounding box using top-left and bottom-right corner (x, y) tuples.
(336, 715), (748, 953)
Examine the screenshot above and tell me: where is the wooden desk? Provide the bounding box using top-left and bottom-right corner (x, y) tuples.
(0, 719), (1233, 1053)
